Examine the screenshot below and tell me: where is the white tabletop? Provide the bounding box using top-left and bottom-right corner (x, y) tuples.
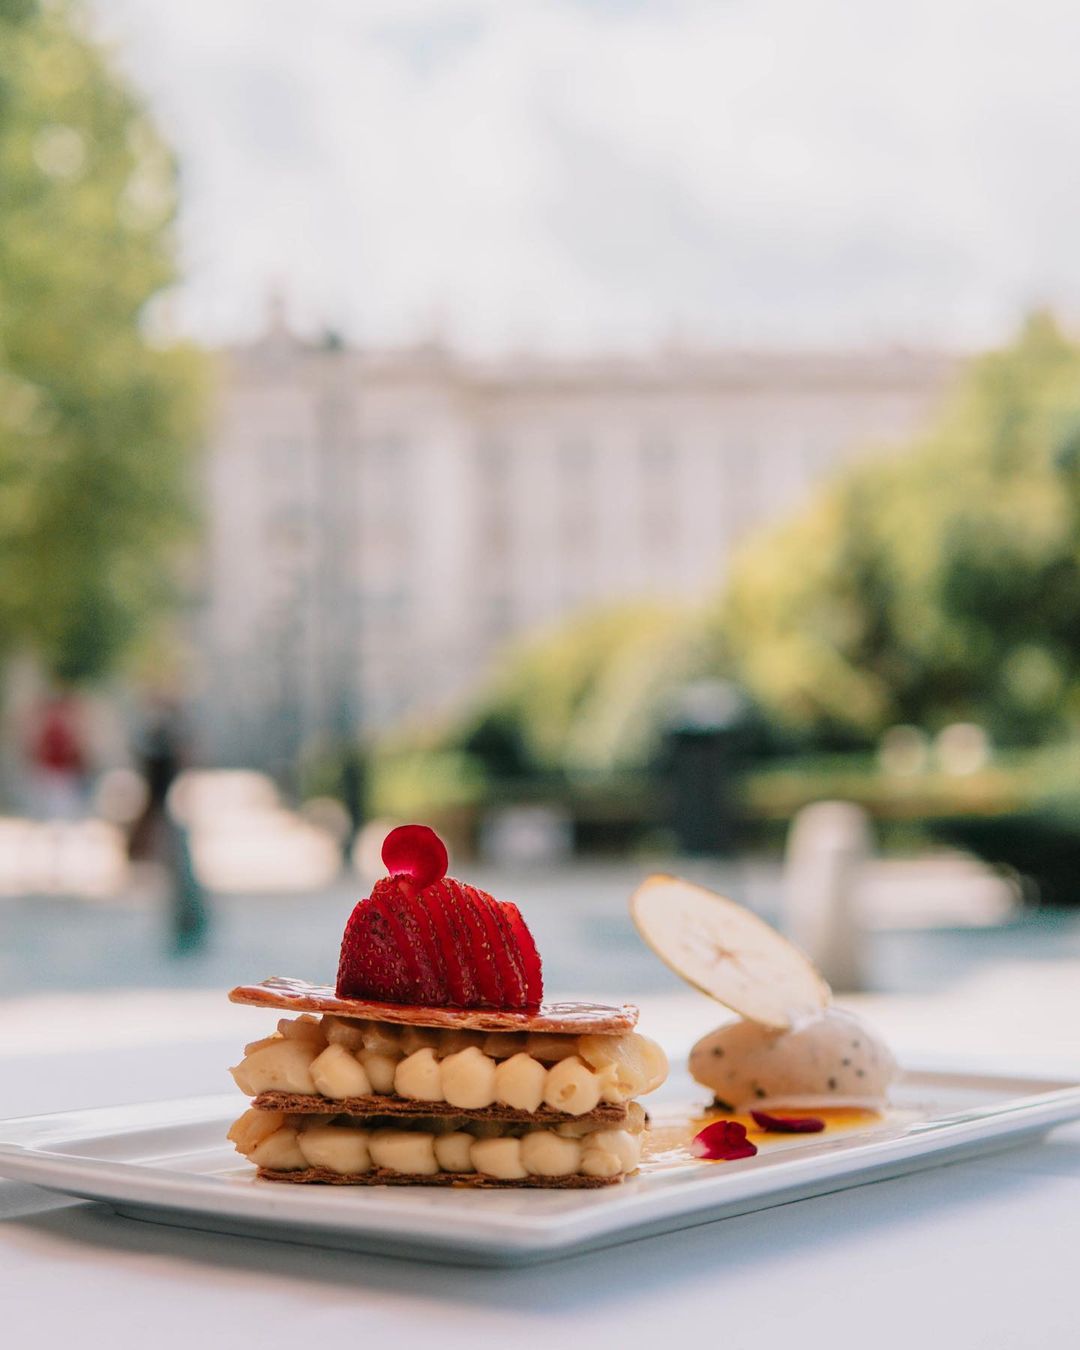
(3, 986), (1079, 1350)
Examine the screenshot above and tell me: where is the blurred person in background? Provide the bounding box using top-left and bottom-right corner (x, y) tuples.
(129, 696), (208, 955)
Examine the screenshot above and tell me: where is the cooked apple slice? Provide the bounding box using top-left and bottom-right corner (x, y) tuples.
(630, 874), (831, 1029)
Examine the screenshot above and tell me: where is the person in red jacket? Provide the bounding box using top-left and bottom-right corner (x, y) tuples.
(27, 693), (88, 820)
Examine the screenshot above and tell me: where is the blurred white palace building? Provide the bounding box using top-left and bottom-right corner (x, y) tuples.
(195, 309), (956, 768)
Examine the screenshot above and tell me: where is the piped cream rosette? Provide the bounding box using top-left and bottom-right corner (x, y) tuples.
(231, 1014), (668, 1117)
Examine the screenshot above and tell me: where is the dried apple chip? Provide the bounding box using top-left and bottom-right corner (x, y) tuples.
(629, 874), (830, 1030)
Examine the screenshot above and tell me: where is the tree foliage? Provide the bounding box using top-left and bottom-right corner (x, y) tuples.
(0, 0), (203, 683)
(454, 603), (719, 780)
(448, 314), (1080, 781)
(722, 313), (1080, 748)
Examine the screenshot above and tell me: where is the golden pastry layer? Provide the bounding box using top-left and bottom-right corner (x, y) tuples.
(230, 977), (638, 1035)
(231, 1014), (667, 1118)
(229, 1104), (646, 1183)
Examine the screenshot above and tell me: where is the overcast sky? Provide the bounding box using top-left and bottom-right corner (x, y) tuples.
(93, 0), (1080, 353)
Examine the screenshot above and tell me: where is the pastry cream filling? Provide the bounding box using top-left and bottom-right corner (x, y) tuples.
(228, 1107), (645, 1179)
(231, 1015), (667, 1116)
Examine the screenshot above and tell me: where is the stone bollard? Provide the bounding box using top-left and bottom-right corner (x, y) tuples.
(782, 801), (873, 993)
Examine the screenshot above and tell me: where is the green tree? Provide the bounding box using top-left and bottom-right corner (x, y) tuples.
(721, 313), (1080, 747)
(454, 602), (718, 780)
(410, 314), (1080, 793)
(0, 0), (203, 684)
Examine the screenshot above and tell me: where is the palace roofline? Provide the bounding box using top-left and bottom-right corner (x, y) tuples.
(219, 328), (964, 395)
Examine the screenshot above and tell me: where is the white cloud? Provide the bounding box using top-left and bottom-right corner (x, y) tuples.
(93, 0), (1080, 350)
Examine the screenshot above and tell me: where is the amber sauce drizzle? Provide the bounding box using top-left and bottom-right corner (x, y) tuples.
(642, 1103), (896, 1172)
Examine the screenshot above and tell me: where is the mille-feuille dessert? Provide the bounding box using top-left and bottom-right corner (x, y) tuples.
(228, 825), (668, 1187)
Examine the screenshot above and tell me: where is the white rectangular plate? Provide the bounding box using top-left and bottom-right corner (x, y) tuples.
(1, 1067), (1078, 1266)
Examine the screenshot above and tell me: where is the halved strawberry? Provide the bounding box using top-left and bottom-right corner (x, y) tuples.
(337, 887), (414, 1002)
(474, 887), (527, 1007)
(405, 885), (459, 1004)
(424, 880), (480, 1007)
(336, 825), (546, 1009)
(501, 900), (543, 1007)
(336, 878), (437, 1003)
(400, 888), (451, 1004)
(450, 878), (505, 1006)
(368, 879), (427, 991)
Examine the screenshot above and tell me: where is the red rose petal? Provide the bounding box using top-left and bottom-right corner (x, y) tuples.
(751, 1111), (826, 1134)
(381, 824), (449, 889)
(690, 1120), (759, 1161)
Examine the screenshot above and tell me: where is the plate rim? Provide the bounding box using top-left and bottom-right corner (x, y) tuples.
(2, 1066), (1079, 1260)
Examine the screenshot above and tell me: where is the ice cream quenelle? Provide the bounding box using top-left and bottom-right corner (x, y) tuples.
(630, 874), (898, 1116)
(228, 825), (668, 1187)
(688, 1007), (897, 1113)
